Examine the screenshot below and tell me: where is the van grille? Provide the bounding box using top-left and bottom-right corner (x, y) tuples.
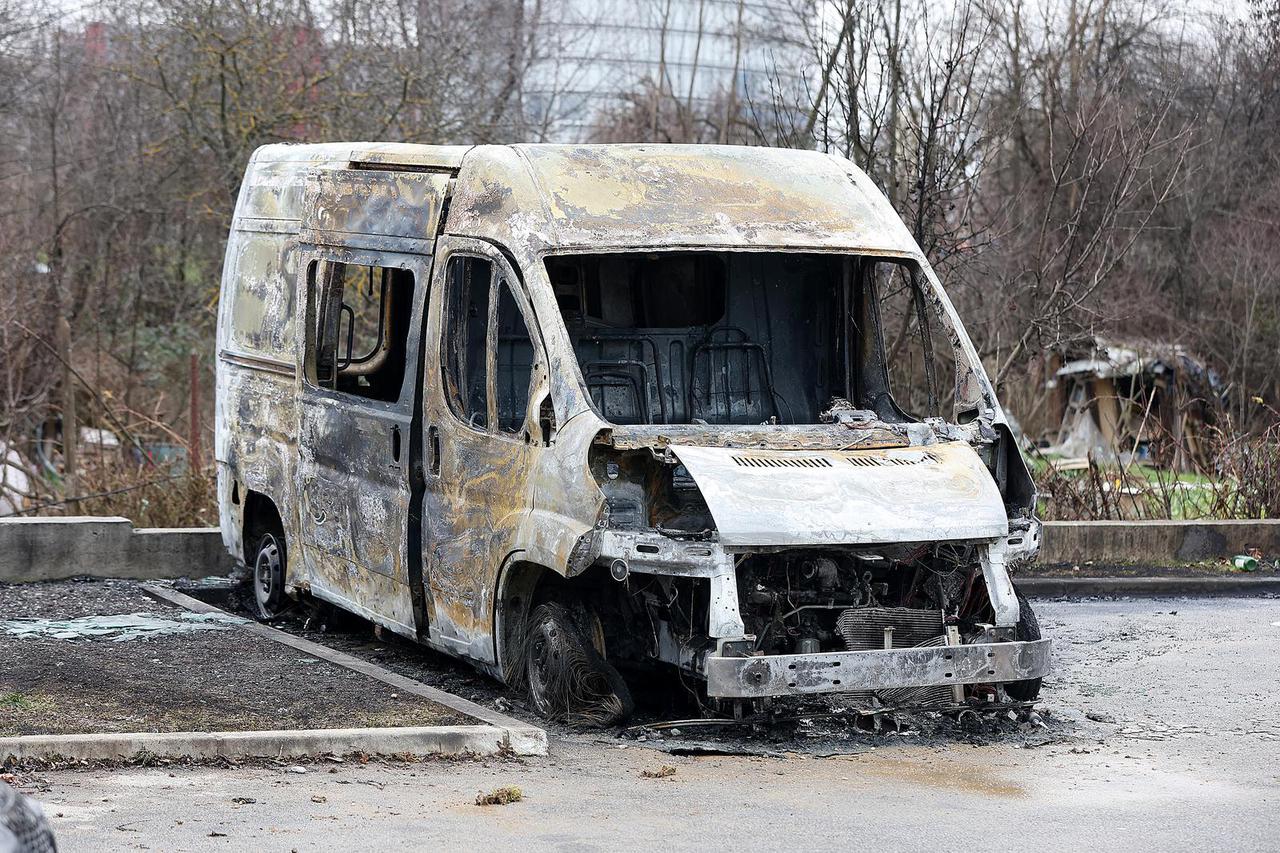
(837, 608), (955, 709)
(730, 455), (832, 469)
(845, 451), (938, 468)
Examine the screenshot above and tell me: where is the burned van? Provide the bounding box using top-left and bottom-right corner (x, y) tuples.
(216, 142), (1049, 722)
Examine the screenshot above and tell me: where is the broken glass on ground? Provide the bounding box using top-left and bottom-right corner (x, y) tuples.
(0, 611), (245, 642)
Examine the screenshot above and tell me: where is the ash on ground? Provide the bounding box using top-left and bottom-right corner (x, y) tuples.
(615, 696), (1072, 757)
(180, 575), (1080, 757)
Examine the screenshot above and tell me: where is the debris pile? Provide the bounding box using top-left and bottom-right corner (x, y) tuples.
(475, 786), (523, 806)
(618, 700), (1065, 756)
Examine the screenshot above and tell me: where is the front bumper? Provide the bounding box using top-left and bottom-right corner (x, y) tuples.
(704, 638), (1051, 698)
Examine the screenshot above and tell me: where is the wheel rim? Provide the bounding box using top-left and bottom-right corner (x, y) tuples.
(254, 535), (282, 613)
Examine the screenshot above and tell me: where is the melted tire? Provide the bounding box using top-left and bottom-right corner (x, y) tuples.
(525, 601), (634, 726)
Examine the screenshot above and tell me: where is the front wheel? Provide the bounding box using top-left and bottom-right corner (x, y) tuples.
(524, 601), (633, 726)
(251, 532), (288, 619)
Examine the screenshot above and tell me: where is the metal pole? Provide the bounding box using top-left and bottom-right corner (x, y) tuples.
(189, 352), (201, 473)
(57, 314), (77, 506)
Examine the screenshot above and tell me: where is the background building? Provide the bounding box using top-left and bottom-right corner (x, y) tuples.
(523, 0), (812, 141)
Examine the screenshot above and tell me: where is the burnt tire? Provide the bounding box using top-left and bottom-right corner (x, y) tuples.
(251, 531), (287, 620)
(1003, 586), (1042, 702)
(524, 602), (633, 726)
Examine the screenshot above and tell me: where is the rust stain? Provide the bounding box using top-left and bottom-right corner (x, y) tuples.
(838, 754), (1028, 798)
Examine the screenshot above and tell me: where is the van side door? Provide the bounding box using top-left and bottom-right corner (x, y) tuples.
(291, 167), (450, 640)
(295, 248), (429, 637)
(421, 237), (552, 663)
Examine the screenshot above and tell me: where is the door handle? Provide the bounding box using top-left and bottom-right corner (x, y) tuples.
(427, 425), (441, 476)
(390, 424), (402, 465)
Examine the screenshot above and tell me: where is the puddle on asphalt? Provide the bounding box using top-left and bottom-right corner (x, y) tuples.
(0, 612), (246, 641)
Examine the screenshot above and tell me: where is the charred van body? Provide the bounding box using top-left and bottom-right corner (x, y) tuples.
(216, 143), (1049, 723)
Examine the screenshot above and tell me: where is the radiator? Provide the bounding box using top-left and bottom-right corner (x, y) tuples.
(836, 606), (945, 651)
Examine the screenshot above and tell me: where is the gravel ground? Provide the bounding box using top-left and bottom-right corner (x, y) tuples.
(0, 579), (467, 736)
(182, 579), (517, 706)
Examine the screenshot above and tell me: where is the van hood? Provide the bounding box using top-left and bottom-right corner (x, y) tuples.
(670, 441), (1008, 548)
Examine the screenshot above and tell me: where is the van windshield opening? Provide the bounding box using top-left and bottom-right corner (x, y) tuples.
(546, 251), (957, 426)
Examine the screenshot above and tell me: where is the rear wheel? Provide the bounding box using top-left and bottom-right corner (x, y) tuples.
(251, 531), (287, 619)
(1003, 586), (1042, 702)
(524, 601), (633, 726)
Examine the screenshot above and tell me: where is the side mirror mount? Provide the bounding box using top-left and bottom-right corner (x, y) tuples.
(537, 393), (557, 447)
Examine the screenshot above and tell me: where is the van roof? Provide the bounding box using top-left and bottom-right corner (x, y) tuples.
(453, 144), (921, 257)
(240, 142), (920, 257)
(249, 141), (471, 170)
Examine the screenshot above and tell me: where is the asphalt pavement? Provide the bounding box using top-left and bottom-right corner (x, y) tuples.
(18, 595), (1280, 853)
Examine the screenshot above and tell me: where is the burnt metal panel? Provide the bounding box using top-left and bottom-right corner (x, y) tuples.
(705, 639), (1052, 698)
(235, 142), (464, 223)
(301, 169), (451, 254)
(219, 232), (298, 362)
(294, 247), (434, 641)
(601, 423), (908, 452)
(448, 144), (923, 255)
(214, 361), (300, 563)
(420, 237), (555, 664)
(669, 441), (1009, 547)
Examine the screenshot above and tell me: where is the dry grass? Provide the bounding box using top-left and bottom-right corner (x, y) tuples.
(1034, 415), (1280, 521)
(68, 458), (216, 528)
(8, 437), (217, 528)
(21, 459), (217, 528)
(0, 691), (57, 738)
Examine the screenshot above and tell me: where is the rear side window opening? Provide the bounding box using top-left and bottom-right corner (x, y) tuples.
(308, 259), (415, 403)
(546, 251), (958, 426)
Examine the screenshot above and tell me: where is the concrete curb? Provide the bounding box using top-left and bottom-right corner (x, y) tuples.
(0, 726), (522, 763)
(1040, 519), (1280, 565)
(4, 516), (1276, 585)
(1019, 575), (1280, 598)
(140, 585), (547, 758)
(0, 517), (233, 583)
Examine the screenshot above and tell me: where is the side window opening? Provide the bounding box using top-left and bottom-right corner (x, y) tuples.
(443, 256), (493, 429)
(310, 259), (414, 403)
(496, 279), (536, 435)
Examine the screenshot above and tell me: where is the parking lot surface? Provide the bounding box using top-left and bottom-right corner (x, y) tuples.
(19, 595), (1280, 852)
